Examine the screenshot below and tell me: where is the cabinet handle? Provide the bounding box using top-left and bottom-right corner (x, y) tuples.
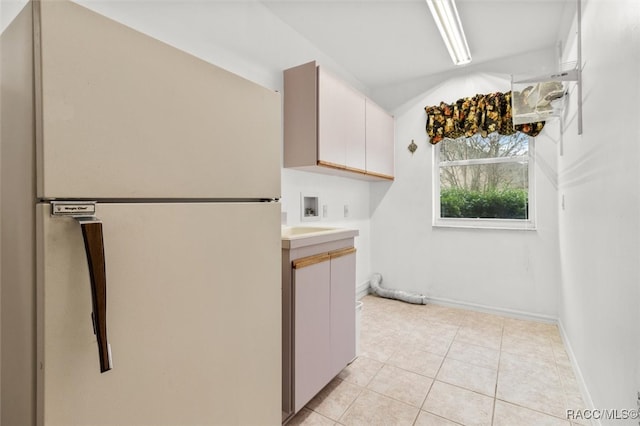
(292, 253), (331, 269)
(329, 247), (356, 259)
(292, 247), (356, 269)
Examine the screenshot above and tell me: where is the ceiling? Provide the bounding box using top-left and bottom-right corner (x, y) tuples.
(68, 0), (577, 108)
(261, 0), (575, 89)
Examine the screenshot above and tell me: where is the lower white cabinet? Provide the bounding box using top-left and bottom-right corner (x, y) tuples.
(293, 254), (333, 413)
(284, 244), (357, 417)
(329, 248), (357, 375)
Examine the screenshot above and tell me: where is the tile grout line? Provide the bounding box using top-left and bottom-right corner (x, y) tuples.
(418, 311), (458, 418)
(494, 397), (577, 423)
(332, 378), (365, 425)
(414, 304), (459, 425)
(333, 350), (424, 424)
(550, 332), (583, 424)
(495, 322), (575, 423)
(491, 320), (505, 425)
(411, 368), (437, 426)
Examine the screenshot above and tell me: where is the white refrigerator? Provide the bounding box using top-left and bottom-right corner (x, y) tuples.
(1, 1), (282, 425)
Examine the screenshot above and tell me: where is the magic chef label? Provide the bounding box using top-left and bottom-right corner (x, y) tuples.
(51, 202), (96, 216)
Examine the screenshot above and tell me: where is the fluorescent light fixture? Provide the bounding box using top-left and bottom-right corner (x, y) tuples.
(426, 0), (472, 65)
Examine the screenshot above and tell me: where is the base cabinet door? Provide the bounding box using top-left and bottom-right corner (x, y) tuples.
(329, 248), (356, 375)
(293, 256), (332, 413)
(291, 247), (357, 414)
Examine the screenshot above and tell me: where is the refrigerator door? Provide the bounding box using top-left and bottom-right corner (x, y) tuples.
(36, 202), (281, 425)
(35, 1), (280, 200)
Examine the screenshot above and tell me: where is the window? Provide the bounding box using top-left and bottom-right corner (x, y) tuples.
(433, 132), (535, 230)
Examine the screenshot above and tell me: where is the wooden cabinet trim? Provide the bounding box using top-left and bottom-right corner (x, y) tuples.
(328, 247), (356, 259)
(317, 161), (393, 180)
(292, 253), (331, 269)
(317, 160), (347, 171)
(364, 170), (394, 181)
(344, 165), (368, 175)
(291, 247), (356, 268)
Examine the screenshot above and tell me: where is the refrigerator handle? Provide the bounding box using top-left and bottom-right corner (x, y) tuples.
(78, 217), (113, 373)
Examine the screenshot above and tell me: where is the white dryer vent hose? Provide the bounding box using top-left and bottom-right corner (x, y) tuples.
(369, 273), (427, 305)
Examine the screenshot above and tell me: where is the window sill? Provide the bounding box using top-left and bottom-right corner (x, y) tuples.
(433, 218), (536, 231)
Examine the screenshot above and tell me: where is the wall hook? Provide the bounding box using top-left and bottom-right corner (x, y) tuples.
(408, 139), (417, 154)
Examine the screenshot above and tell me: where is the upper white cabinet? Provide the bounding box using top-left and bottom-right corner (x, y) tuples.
(365, 99), (395, 179)
(284, 61), (394, 181)
(317, 68), (366, 172)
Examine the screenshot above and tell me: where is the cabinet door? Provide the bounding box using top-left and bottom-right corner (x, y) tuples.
(318, 68), (366, 171)
(329, 248), (356, 376)
(365, 99), (395, 178)
(293, 255), (332, 413)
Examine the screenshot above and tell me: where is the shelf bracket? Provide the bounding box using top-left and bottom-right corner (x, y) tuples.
(511, 0), (582, 137)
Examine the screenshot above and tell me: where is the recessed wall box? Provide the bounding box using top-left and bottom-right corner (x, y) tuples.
(300, 193), (320, 222)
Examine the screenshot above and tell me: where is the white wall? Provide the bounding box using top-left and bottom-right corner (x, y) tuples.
(558, 0), (640, 420)
(371, 73), (562, 319)
(281, 170), (371, 289)
(0, 0), (27, 34)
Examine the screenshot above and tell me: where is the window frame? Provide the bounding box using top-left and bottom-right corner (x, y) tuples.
(433, 133), (536, 231)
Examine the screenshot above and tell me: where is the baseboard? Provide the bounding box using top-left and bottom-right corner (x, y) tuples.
(426, 295), (557, 323)
(558, 319), (600, 426)
(355, 281), (370, 300)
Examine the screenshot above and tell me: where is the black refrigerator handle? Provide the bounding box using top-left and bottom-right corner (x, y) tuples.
(78, 217), (112, 373)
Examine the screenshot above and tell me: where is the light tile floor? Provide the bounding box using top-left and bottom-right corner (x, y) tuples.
(287, 295), (589, 426)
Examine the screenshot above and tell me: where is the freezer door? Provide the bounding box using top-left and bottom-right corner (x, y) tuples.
(35, 1), (280, 200)
(36, 202), (281, 425)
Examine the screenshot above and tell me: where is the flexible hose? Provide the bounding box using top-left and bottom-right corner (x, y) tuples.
(369, 273), (427, 305)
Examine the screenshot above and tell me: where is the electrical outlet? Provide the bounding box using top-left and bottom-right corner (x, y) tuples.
(322, 205), (328, 218)
(344, 204), (349, 218)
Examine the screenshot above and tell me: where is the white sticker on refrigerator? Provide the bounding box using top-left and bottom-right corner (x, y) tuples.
(51, 201), (96, 216)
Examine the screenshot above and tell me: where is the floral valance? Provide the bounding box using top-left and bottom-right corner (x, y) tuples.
(424, 91), (545, 144)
